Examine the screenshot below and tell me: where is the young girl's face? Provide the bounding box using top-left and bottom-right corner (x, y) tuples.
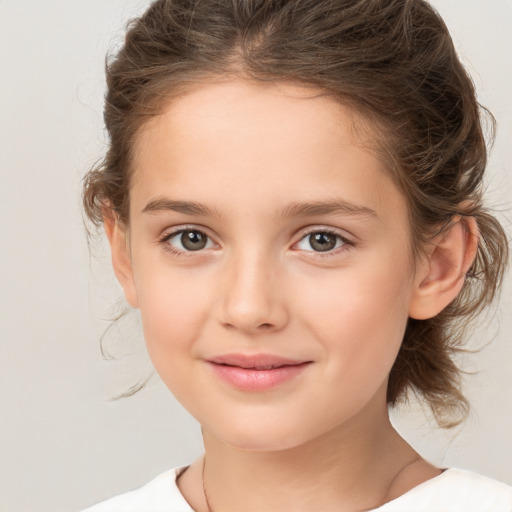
(115, 81), (425, 451)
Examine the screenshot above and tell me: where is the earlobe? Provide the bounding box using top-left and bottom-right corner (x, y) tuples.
(408, 216), (479, 320)
(104, 213), (139, 309)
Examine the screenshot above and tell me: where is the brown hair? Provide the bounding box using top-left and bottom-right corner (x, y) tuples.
(83, 0), (509, 426)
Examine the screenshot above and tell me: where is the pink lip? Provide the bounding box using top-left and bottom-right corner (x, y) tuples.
(206, 353), (312, 392)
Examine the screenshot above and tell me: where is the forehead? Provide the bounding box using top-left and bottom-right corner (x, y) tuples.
(130, 80), (405, 225)
(135, 80), (360, 156)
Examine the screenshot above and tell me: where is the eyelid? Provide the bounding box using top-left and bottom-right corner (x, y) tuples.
(292, 226), (355, 255)
(160, 224), (212, 241)
(159, 225), (218, 255)
(157, 224), (354, 257)
(294, 225), (354, 243)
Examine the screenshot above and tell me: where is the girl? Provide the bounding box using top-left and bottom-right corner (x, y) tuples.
(82, 0), (511, 510)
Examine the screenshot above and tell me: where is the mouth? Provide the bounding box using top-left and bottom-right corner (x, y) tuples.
(207, 353), (310, 369)
(206, 353), (312, 391)
(232, 364), (293, 370)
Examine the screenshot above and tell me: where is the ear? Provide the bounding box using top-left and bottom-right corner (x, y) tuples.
(104, 213), (139, 309)
(408, 216), (479, 320)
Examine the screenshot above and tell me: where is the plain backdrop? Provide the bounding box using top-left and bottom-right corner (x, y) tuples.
(0, 1), (511, 511)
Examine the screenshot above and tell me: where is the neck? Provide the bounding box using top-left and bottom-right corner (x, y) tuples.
(198, 398), (419, 512)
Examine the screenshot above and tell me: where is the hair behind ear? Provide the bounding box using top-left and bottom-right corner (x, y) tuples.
(389, 211), (509, 427)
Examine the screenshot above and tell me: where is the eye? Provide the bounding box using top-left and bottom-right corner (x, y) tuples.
(162, 229), (215, 252)
(296, 231), (348, 253)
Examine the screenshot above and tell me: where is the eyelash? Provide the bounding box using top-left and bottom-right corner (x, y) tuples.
(159, 227), (214, 259)
(294, 229), (353, 258)
(158, 227), (354, 258)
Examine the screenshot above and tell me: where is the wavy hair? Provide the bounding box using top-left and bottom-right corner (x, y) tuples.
(83, 0), (509, 426)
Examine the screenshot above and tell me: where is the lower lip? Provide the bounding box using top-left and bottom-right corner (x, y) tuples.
(207, 362), (311, 392)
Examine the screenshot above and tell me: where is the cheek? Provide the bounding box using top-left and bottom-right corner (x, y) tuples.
(133, 266), (212, 375)
(291, 272), (411, 428)
(296, 260), (412, 372)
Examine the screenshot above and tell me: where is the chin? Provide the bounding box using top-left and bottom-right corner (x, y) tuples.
(207, 415), (323, 453)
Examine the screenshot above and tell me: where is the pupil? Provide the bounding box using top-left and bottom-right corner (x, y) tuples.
(181, 231), (207, 251)
(310, 233), (336, 252)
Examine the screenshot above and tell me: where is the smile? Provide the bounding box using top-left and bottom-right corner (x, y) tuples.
(206, 354), (312, 392)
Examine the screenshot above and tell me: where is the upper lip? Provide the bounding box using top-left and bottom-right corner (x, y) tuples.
(207, 353), (310, 370)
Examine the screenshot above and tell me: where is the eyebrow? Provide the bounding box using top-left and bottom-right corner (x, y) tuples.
(281, 200), (378, 219)
(142, 198), (217, 216)
(141, 197), (378, 219)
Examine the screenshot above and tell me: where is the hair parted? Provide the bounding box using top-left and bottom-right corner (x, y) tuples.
(83, 0), (509, 427)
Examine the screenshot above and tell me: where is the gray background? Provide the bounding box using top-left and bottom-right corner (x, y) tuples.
(0, 1), (510, 511)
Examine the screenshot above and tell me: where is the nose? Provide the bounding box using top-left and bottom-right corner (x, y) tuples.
(218, 251), (289, 334)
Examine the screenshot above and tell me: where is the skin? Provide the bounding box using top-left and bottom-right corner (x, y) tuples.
(107, 80), (478, 511)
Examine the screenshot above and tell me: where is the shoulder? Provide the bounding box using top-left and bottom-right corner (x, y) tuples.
(376, 468), (512, 512)
(80, 467), (193, 512)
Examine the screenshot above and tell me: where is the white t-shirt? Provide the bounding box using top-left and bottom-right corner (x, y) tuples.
(81, 466), (512, 512)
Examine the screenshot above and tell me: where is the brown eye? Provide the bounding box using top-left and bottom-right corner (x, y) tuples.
(181, 230), (207, 251)
(309, 233), (337, 252)
(164, 229), (214, 252)
(296, 231), (347, 253)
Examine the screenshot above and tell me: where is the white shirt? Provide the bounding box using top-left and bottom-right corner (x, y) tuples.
(81, 466), (512, 511)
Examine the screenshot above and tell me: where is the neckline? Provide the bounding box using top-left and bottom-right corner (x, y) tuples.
(368, 468), (453, 510)
(173, 466), (456, 512)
